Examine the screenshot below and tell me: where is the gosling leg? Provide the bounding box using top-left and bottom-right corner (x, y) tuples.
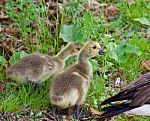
(34, 82), (43, 89)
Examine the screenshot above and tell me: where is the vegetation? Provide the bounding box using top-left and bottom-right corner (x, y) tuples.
(0, 0), (150, 120)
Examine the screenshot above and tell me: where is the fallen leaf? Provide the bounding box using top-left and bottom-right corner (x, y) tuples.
(84, 0), (107, 10)
(104, 4), (118, 22)
(47, 2), (62, 19)
(104, 5), (118, 17)
(0, 5), (3, 9)
(14, 39), (27, 52)
(0, 0), (5, 3)
(84, 0), (107, 16)
(0, 11), (9, 19)
(85, 0), (101, 10)
(0, 39), (14, 58)
(5, 26), (20, 35)
(4, 39), (14, 49)
(31, 36), (36, 44)
(89, 107), (101, 115)
(141, 60), (150, 71)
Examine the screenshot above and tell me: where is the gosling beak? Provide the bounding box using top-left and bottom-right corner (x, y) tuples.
(99, 48), (105, 55)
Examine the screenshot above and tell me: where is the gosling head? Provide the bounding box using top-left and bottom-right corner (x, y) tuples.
(80, 41), (104, 58)
(65, 42), (81, 56)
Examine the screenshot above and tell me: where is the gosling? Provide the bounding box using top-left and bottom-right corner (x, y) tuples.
(6, 42), (80, 85)
(50, 40), (104, 110)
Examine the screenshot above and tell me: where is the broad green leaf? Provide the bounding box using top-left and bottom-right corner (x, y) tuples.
(9, 53), (20, 65)
(0, 56), (6, 65)
(59, 24), (83, 42)
(9, 51), (28, 65)
(107, 42), (118, 62)
(125, 43), (142, 56)
(147, 27), (150, 33)
(109, 51), (118, 62)
(116, 43), (141, 63)
(19, 51), (28, 58)
(146, 2), (150, 9)
(134, 17), (150, 26)
(125, 31), (134, 38)
(118, 53), (127, 63)
(116, 44), (126, 56)
(108, 42), (117, 51)
(116, 43), (141, 56)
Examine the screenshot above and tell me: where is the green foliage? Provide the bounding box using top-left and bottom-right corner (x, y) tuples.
(134, 17), (150, 26)
(0, 56), (6, 65)
(1, 0), (150, 120)
(5, 0), (38, 36)
(5, 0), (52, 53)
(0, 80), (50, 112)
(81, 12), (101, 39)
(59, 24), (83, 42)
(106, 42), (142, 63)
(107, 42), (119, 62)
(9, 51), (28, 65)
(147, 2), (150, 9)
(116, 43), (141, 63)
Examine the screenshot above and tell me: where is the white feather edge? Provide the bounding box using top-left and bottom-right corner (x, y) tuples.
(124, 104), (150, 116)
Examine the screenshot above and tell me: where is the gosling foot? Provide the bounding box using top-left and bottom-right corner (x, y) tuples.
(74, 105), (83, 120)
(33, 82), (43, 89)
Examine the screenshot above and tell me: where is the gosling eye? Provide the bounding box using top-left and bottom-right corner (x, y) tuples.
(76, 47), (80, 50)
(92, 46), (97, 49)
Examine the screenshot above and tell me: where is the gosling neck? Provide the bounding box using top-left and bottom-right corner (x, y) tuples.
(55, 47), (70, 61)
(77, 51), (90, 66)
(77, 51), (92, 79)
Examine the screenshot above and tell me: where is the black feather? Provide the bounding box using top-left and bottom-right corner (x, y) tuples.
(100, 92), (124, 105)
(100, 103), (136, 118)
(100, 90), (136, 106)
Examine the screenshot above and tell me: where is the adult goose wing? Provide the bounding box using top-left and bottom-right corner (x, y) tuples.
(100, 72), (150, 118)
(101, 72), (150, 105)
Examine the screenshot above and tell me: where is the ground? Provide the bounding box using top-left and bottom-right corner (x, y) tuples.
(0, 0), (150, 120)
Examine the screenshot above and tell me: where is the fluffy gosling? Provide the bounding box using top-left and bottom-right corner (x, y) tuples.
(50, 40), (104, 110)
(6, 42), (80, 85)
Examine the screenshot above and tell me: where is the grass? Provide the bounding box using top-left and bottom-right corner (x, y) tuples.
(0, 0), (150, 120)
(0, 81), (50, 112)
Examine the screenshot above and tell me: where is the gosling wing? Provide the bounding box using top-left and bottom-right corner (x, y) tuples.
(6, 54), (55, 82)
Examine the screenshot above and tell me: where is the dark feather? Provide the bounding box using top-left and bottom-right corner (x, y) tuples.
(101, 91), (135, 105)
(100, 92), (123, 105)
(101, 72), (150, 105)
(101, 103), (136, 118)
(100, 72), (150, 119)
